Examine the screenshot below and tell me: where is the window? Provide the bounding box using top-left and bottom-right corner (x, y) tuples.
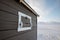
(18, 11), (32, 32)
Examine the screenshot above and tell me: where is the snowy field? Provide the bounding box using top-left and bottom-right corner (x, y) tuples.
(37, 23), (60, 40)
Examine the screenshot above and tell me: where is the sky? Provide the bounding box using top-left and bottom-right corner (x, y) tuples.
(25, 0), (60, 22)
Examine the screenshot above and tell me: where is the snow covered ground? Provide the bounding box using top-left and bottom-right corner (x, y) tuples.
(37, 22), (60, 40)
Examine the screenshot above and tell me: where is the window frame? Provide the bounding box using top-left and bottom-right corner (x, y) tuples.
(18, 11), (32, 32)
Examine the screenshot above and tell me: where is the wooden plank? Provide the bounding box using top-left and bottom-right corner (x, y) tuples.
(0, 23), (17, 30)
(0, 3), (17, 16)
(0, 0), (36, 18)
(0, 11), (18, 30)
(0, 30), (36, 40)
(5, 30), (37, 40)
(0, 11), (18, 22)
(0, 0), (37, 40)
(0, 30), (31, 40)
(0, 30), (17, 40)
(0, 11), (36, 30)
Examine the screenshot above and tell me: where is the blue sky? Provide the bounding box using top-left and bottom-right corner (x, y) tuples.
(25, 0), (60, 22)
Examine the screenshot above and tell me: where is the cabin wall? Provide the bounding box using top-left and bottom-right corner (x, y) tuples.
(0, 0), (37, 40)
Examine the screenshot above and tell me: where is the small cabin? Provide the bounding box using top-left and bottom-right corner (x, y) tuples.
(0, 0), (39, 40)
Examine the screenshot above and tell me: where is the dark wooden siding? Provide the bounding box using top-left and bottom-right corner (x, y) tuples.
(0, 0), (37, 40)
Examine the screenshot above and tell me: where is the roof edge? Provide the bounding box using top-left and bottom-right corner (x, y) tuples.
(19, 0), (39, 16)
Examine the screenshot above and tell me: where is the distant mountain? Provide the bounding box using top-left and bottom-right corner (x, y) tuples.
(38, 22), (60, 25)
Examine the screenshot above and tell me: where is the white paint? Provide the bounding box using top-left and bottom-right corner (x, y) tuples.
(18, 11), (32, 32)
